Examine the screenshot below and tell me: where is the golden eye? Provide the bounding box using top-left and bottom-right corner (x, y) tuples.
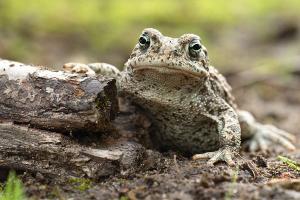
(188, 39), (202, 59)
(139, 34), (150, 50)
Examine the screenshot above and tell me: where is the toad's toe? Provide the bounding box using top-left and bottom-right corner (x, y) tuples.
(247, 124), (296, 152)
(63, 63), (96, 76)
(193, 148), (236, 166)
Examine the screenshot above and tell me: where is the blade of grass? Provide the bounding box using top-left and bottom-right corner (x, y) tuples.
(0, 171), (26, 200)
(278, 156), (300, 172)
(224, 166), (239, 200)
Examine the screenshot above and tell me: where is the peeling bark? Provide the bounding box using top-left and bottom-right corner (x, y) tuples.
(0, 123), (145, 179)
(0, 59), (118, 134)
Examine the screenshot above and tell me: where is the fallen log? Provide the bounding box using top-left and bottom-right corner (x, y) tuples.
(0, 59), (151, 179)
(0, 123), (146, 179)
(0, 59), (118, 134)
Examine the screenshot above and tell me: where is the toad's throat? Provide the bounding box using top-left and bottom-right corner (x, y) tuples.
(131, 65), (208, 79)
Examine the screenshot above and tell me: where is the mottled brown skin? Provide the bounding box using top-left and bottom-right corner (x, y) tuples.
(119, 29), (240, 156)
(64, 28), (295, 166)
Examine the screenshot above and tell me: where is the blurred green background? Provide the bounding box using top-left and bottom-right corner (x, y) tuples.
(0, 0), (299, 73)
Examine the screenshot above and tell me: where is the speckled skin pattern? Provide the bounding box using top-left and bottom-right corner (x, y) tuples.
(119, 28), (241, 155)
(64, 28), (295, 165)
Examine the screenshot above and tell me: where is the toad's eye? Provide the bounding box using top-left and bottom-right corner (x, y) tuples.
(188, 40), (202, 59)
(139, 34), (150, 50)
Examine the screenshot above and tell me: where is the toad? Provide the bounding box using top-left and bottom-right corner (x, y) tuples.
(63, 28), (295, 165)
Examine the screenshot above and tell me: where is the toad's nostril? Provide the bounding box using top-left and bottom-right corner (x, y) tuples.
(151, 34), (159, 43)
(174, 49), (180, 56)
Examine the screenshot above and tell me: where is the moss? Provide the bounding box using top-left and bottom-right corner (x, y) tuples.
(68, 177), (92, 191)
(119, 196), (129, 200)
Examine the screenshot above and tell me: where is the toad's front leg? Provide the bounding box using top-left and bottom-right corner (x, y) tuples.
(63, 62), (120, 78)
(193, 101), (241, 166)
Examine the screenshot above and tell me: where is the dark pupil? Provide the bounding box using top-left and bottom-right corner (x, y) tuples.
(192, 43), (201, 51)
(139, 36), (147, 45)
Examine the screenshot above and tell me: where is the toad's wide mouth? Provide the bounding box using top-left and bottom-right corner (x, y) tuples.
(130, 64), (209, 79)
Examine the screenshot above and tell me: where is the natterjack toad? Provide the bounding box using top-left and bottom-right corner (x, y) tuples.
(63, 28), (295, 166)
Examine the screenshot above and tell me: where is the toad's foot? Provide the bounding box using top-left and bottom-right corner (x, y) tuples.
(63, 63), (96, 76)
(63, 62), (120, 78)
(87, 63), (121, 78)
(247, 123), (296, 152)
(238, 110), (296, 152)
(192, 148), (236, 166)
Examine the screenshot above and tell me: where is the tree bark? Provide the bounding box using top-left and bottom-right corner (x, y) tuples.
(0, 123), (145, 179)
(0, 59), (118, 134)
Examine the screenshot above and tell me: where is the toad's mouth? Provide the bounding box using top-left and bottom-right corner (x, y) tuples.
(131, 65), (208, 79)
